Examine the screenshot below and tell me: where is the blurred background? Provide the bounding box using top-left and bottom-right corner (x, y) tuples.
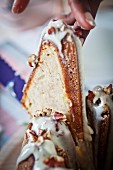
(0, 0), (113, 149)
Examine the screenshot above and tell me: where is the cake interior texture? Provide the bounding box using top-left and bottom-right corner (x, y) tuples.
(23, 43), (71, 116)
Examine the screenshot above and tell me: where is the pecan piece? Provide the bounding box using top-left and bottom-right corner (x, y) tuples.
(53, 112), (67, 121)
(48, 27), (56, 34)
(43, 155), (64, 167)
(28, 54), (38, 67)
(27, 123), (33, 130)
(103, 84), (112, 94)
(87, 90), (95, 103)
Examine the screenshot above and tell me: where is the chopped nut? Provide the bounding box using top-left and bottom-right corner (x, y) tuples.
(26, 129), (38, 142)
(37, 136), (44, 145)
(48, 27), (56, 34)
(28, 54), (38, 67)
(101, 104), (110, 119)
(53, 112), (67, 121)
(103, 104), (110, 113)
(35, 110), (46, 117)
(43, 130), (51, 140)
(103, 84), (112, 94)
(29, 130), (37, 136)
(40, 129), (47, 136)
(27, 123), (33, 130)
(87, 90), (95, 103)
(56, 146), (66, 158)
(43, 155), (64, 167)
(101, 112), (109, 119)
(43, 108), (52, 116)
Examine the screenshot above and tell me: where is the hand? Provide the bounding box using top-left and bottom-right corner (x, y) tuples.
(12, 0), (102, 42)
(56, 0), (103, 43)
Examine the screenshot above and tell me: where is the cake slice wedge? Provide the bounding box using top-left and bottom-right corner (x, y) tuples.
(22, 19), (92, 143)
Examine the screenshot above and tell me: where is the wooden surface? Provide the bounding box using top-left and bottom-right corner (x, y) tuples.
(0, 128), (25, 170)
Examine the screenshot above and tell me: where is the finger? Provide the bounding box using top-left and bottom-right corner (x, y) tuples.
(79, 0), (102, 41)
(12, 0), (30, 13)
(68, 0), (96, 30)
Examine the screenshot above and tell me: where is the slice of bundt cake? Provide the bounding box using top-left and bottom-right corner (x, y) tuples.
(22, 19), (92, 143)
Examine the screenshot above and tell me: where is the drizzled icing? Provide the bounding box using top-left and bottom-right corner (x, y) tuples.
(87, 85), (113, 169)
(17, 114), (76, 169)
(17, 140), (58, 170)
(36, 19), (79, 60)
(42, 20), (74, 58)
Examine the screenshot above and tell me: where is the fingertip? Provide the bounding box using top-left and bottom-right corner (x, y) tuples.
(11, 0), (30, 14)
(12, 4), (23, 13)
(76, 12), (96, 30)
(85, 12), (96, 27)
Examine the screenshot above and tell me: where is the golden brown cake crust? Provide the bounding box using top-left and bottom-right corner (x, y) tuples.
(61, 36), (83, 140)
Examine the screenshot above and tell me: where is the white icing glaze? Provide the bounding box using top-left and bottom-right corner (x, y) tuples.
(43, 20), (73, 58)
(17, 115), (76, 169)
(87, 85), (113, 169)
(17, 140), (58, 170)
(92, 86), (112, 121)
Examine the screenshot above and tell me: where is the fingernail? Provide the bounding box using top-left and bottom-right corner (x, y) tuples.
(85, 12), (96, 27)
(12, 4), (23, 13)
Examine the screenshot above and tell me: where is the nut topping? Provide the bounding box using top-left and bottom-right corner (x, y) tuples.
(103, 104), (110, 113)
(103, 84), (112, 95)
(28, 54), (38, 67)
(26, 129), (38, 142)
(37, 136), (44, 145)
(42, 108), (52, 116)
(53, 112), (67, 121)
(43, 130), (51, 140)
(27, 123), (33, 130)
(87, 90), (95, 103)
(48, 27), (56, 35)
(56, 146), (66, 158)
(43, 155), (64, 167)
